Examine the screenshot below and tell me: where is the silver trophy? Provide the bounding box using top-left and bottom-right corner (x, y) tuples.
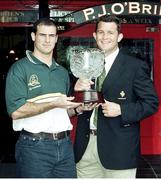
(70, 48), (105, 103)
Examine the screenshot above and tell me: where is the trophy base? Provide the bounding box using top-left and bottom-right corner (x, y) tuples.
(73, 90), (104, 103)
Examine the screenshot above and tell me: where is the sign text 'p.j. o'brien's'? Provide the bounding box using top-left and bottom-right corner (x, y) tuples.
(73, 2), (161, 24)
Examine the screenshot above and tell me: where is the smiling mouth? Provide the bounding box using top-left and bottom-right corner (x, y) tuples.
(101, 40), (111, 44)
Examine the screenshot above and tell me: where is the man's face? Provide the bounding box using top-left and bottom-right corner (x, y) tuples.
(93, 21), (123, 56)
(31, 24), (58, 55)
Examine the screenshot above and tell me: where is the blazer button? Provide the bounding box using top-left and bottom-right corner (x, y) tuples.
(87, 118), (89, 122)
(86, 134), (89, 138)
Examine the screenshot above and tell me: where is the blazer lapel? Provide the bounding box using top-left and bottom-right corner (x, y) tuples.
(102, 51), (126, 92)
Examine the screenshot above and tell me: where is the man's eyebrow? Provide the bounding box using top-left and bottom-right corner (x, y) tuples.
(38, 33), (56, 36)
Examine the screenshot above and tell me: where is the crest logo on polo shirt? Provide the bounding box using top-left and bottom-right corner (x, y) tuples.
(28, 74), (41, 90)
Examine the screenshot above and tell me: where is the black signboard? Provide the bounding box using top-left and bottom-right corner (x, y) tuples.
(72, 2), (161, 24)
(0, 10), (38, 23)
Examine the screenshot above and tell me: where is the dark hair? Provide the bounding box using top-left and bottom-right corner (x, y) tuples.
(95, 15), (121, 33)
(32, 18), (57, 34)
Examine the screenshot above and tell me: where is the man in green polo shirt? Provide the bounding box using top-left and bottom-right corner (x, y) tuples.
(5, 18), (82, 178)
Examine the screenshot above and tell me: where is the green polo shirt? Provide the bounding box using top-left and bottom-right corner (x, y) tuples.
(5, 51), (70, 115)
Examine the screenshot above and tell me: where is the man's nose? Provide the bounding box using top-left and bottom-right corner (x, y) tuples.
(103, 33), (110, 39)
(45, 35), (50, 42)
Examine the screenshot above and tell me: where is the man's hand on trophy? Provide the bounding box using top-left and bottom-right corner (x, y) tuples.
(75, 103), (99, 114)
(50, 95), (82, 109)
(74, 79), (94, 91)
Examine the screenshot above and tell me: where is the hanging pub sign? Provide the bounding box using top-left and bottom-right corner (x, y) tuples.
(0, 10), (38, 23)
(72, 2), (161, 24)
(0, 2), (160, 25)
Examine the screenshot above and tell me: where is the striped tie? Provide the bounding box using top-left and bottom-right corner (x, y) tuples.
(93, 68), (106, 127)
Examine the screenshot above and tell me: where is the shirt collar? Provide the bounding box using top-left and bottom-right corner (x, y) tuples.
(105, 48), (119, 64)
(26, 50), (59, 67)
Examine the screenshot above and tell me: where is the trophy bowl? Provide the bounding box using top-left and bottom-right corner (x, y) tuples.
(70, 48), (105, 103)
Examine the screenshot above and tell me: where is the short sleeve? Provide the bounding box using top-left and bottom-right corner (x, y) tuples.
(5, 63), (27, 115)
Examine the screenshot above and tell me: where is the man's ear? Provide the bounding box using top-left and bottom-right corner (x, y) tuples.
(31, 32), (35, 42)
(118, 33), (123, 43)
(93, 32), (96, 41)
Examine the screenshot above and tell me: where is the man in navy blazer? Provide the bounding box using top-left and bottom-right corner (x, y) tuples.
(74, 15), (159, 178)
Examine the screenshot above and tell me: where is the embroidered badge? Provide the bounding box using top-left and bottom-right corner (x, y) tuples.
(118, 90), (126, 100)
(120, 91), (125, 98)
(28, 74), (41, 90)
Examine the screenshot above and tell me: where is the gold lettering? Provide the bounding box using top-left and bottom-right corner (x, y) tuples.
(15, 12), (24, 16)
(0, 17), (4, 22)
(0, 11), (25, 17)
(121, 18), (127, 23)
(57, 26), (65, 30)
(0, 16), (18, 22)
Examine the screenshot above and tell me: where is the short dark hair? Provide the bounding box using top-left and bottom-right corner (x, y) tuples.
(32, 18), (57, 34)
(95, 15), (121, 33)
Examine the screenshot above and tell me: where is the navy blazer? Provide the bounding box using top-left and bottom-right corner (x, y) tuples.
(74, 50), (158, 169)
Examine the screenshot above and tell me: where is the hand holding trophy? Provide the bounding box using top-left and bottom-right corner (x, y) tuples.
(70, 48), (105, 104)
